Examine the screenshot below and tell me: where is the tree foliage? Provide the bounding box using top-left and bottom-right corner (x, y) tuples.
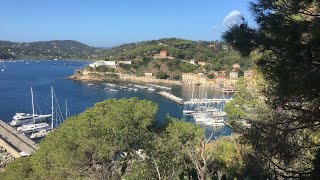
(0, 98), (261, 179)
(223, 0), (320, 178)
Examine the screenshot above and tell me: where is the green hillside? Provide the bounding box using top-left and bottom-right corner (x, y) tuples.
(95, 38), (253, 79)
(0, 40), (97, 60)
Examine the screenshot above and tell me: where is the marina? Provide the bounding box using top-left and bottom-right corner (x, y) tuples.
(0, 60), (232, 146)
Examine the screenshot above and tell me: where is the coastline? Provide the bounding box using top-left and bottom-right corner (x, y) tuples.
(68, 69), (182, 85)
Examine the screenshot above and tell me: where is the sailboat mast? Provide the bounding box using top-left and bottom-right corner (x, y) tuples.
(51, 86), (54, 129)
(191, 83), (194, 100)
(65, 99), (68, 120)
(31, 87), (35, 122)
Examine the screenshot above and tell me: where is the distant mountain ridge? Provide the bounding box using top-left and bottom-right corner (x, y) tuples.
(0, 40), (97, 60)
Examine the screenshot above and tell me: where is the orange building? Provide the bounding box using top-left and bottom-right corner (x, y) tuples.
(159, 50), (167, 58)
(154, 50), (174, 60)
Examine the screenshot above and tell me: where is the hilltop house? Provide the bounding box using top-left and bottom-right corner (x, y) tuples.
(154, 50), (174, 60)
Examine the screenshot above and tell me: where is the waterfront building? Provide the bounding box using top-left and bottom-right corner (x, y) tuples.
(216, 76), (230, 87)
(205, 79), (216, 88)
(182, 73), (206, 85)
(229, 71), (239, 86)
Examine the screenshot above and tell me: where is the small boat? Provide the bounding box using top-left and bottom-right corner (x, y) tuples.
(10, 87), (52, 126)
(193, 113), (225, 127)
(148, 88), (156, 91)
(108, 89), (118, 92)
(183, 110), (196, 116)
(30, 130), (48, 139)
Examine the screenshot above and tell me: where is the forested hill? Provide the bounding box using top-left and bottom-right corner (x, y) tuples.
(98, 38), (253, 70)
(0, 40), (97, 59)
(0, 38), (253, 72)
(93, 38), (253, 79)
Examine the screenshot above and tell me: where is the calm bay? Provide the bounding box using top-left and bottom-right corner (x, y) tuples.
(0, 60), (231, 137)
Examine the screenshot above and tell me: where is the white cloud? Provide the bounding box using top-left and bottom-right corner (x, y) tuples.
(223, 10), (244, 28)
(211, 25), (218, 29)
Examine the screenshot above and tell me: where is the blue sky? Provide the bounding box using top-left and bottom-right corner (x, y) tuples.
(0, 0), (252, 47)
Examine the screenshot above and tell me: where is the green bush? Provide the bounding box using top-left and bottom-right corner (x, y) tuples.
(156, 71), (169, 79)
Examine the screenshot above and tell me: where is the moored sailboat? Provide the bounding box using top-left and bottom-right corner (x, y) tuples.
(16, 87), (51, 134)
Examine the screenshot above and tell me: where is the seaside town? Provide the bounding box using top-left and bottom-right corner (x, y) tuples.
(86, 49), (254, 93)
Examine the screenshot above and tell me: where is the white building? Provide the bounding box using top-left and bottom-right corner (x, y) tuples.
(145, 73), (153, 77)
(229, 71), (239, 79)
(89, 61), (116, 68)
(117, 61), (132, 65)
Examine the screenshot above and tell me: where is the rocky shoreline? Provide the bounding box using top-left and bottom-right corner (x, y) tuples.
(68, 69), (182, 85)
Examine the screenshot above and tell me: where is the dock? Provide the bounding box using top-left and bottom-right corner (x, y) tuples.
(184, 98), (232, 104)
(148, 84), (171, 90)
(0, 120), (38, 156)
(157, 91), (184, 104)
(158, 91), (232, 105)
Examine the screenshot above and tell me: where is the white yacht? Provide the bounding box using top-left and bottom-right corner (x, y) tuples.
(183, 107), (220, 117)
(193, 114), (225, 127)
(10, 113), (51, 126)
(10, 86), (51, 126)
(17, 122), (51, 134)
